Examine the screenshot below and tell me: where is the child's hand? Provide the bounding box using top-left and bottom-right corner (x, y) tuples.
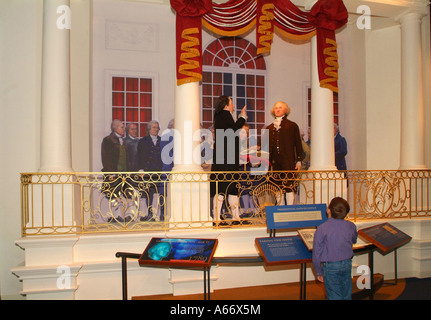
(317, 275), (324, 283)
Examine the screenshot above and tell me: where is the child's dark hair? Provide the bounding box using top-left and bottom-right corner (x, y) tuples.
(328, 197), (350, 219)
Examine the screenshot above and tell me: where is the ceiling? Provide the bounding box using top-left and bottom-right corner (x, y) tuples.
(128, 0), (429, 30)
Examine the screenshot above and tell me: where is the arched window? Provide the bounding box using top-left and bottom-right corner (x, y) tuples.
(201, 37), (267, 134)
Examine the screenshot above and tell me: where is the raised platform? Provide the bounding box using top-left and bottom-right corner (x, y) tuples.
(11, 218), (431, 300)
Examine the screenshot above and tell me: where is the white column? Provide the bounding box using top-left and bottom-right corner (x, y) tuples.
(308, 36), (337, 171)
(398, 10), (427, 170)
(39, 0), (73, 172)
(169, 82), (211, 226)
(173, 82), (204, 172)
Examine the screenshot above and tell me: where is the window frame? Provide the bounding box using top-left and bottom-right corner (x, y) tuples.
(105, 70), (158, 138)
(201, 37), (267, 135)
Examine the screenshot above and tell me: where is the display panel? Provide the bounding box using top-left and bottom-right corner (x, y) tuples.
(358, 223), (412, 254)
(266, 204), (327, 230)
(255, 236), (312, 266)
(139, 238), (218, 268)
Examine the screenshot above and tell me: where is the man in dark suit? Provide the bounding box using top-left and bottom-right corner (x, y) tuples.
(264, 101), (303, 205)
(100, 119), (129, 222)
(124, 123), (140, 172)
(211, 95), (247, 224)
(137, 120), (164, 221)
(334, 123), (347, 171)
(101, 119), (128, 172)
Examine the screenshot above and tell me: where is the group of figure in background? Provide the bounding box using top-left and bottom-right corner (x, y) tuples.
(101, 119), (170, 222)
(100, 95), (348, 225)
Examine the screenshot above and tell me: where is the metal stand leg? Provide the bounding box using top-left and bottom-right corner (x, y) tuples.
(121, 256), (128, 301)
(300, 263), (307, 300)
(369, 249), (374, 300)
(204, 267), (211, 300)
(384, 249), (398, 286)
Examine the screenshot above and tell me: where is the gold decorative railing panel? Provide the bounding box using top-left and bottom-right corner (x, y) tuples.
(20, 170), (431, 236)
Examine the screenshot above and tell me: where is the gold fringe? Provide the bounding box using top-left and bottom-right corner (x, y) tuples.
(178, 27), (202, 86)
(274, 26), (316, 41)
(257, 3), (275, 55)
(202, 18), (256, 37)
(320, 38), (339, 92)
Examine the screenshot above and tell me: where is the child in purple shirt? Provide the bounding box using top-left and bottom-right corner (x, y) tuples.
(312, 197), (357, 300)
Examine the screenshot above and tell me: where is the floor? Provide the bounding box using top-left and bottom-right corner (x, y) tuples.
(134, 274), (409, 300)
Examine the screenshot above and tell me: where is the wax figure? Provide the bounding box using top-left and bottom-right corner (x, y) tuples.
(264, 101), (303, 205)
(211, 95), (247, 224)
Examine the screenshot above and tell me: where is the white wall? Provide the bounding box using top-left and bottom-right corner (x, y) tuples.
(0, 0), (43, 298)
(91, 0), (176, 171)
(265, 32), (310, 133)
(338, 23), (368, 170)
(365, 25), (402, 170)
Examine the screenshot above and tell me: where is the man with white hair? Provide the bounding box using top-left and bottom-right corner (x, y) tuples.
(264, 101), (303, 205)
(101, 119), (128, 172)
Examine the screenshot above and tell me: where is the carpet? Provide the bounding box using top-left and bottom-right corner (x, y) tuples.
(395, 277), (431, 300)
(134, 274), (409, 300)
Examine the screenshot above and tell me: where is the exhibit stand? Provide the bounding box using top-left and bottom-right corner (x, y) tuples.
(257, 204), (328, 300)
(115, 205), (412, 300)
(137, 238), (218, 300)
(358, 223), (412, 286)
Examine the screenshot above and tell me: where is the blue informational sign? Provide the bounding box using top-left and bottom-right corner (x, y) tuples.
(139, 238), (218, 268)
(358, 223), (412, 254)
(266, 203), (328, 230)
(255, 236), (312, 265)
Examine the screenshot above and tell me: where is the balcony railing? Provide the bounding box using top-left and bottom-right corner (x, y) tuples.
(20, 169), (431, 236)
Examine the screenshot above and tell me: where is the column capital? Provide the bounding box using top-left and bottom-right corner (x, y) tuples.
(395, 1), (428, 24)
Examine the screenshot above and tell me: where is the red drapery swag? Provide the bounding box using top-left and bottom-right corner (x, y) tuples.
(171, 0), (348, 92)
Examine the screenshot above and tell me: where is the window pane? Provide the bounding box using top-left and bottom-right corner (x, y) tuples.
(140, 109), (152, 123)
(237, 85), (245, 97)
(202, 72), (212, 83)
(126, 78), (138, 91)
(256, 99), (265, 111)
(246, 87), (255, 98)
(214, 73), (222, 84)
(112, 92), (124, 107)
(223, 85), (232, 97)
(126, 108), (138, 122)
(256, 76), (264, 87)
(113, 77), (124, 91)
(126, 93), (138, 107)
(256, 112), (265, 122)
(140, 78), (152, 92)
(223, 73), (232, 84)
(203, 84), (212, 96)
(237, 98), (245, 108)
(256, 87), (264, 99)
(213, 84), (222, 97)
(246, 75), (255, 86)
(112, 108), (124, 121)
(140, 93), (152, 107)
(203, 97), (212, 109)
(237, 74), (245, 85)
(246, 99), (255, 109)
(203, 110), (212, 122)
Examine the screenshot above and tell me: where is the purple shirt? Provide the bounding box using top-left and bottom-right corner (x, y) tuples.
(312, 218), (358, 276)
